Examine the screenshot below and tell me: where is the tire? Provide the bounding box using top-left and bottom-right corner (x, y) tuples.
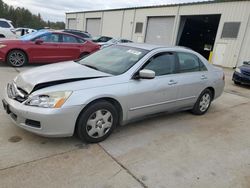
(7, 50), (28, 67)
(0, 34), (5, 38)
(191, 89), (212, 115)
(234, 81), (241, 85)
(76, 101), (118, 143)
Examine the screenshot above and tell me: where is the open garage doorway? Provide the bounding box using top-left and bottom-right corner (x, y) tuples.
(177, 15), (221, 59)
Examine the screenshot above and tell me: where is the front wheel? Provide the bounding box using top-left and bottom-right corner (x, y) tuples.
(192, 89), (212, 115)
(7, 50), (28, 67)
(76, 101), (118, 143)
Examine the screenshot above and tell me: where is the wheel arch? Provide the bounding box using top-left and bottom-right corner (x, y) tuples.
(74, 97), (124, 134)
(205, 86), (215, 100)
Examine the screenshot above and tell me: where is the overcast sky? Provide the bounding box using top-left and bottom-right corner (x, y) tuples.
(3, 0), (209, 22)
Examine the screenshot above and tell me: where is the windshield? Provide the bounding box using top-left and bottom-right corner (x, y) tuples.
(108, 38), (118, 43)
(20, 30), (49, 41)
(78, 45), (148, 75)
(92, 36), (112, 43)
(243, 61), (250, 65)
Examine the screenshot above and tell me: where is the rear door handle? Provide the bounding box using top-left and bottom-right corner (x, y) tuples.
(168, 80), (178, 85)
(201, 75), (208, 80)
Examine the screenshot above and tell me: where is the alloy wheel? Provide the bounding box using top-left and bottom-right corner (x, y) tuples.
(9, 51), (25, 67)
(199, 93), (211, 112)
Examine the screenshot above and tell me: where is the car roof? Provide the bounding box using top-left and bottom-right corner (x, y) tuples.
(53, 31), (88, 40)
(118, 43), (192, 51)
(0, 18), (11, 22)
(63, 29), (89, 33)
(118, 43), (169, 51)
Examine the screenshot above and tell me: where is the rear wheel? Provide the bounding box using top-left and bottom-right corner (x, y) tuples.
(76, 101), (118, 143)
(7, 50), (28, 67)
(192, 89), (212, 115)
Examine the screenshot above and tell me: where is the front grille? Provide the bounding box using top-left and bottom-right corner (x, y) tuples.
(241, 70), (250, 77)
(7, 83), (28, 103)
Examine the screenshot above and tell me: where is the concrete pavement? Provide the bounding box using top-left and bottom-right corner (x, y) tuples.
(0, 64), (250, 188)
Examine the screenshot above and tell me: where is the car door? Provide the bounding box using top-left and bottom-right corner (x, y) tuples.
(29, 33), (61, 63)
(174, 52), (209, 108)
(127, 52), (180, 120)
(59, 34), (83, 61)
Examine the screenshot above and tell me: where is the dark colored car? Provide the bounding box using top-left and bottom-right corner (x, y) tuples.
(232, 61), (250, 85)
(63, 29), (91, 39)
(91, 36), (113, 43)
(0, 30), (100, 67)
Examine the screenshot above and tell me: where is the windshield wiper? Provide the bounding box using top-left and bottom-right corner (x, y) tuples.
(82, 64), (99, 71)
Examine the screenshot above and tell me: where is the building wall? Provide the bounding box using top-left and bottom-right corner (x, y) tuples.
(66, 1), (250, 68)
(195, 1), (250, 68)
(121, 9), (135, 40)
(238, 12), (250, 66)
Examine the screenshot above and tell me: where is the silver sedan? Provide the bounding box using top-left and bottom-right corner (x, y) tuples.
(2, 43), (225, 143)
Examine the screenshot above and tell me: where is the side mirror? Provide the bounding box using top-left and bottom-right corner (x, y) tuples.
(138, 69), (155, 79)
(35, 39), (44, 45)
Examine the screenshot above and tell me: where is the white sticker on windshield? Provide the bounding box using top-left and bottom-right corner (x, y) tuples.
(127, 49), (142, 56)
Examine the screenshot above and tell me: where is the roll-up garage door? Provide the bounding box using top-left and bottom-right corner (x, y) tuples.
(86, 18), (101, 36)
(145, 17), (175, 45)
(68, 18), (77, 29)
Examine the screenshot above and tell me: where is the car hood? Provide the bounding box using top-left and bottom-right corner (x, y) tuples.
(240, 65), (250, 72)
(14, 61), (111, 94)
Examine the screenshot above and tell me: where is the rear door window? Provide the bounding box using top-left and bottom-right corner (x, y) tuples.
(62, 34), (80, 43)
(177, 52), (207, 73)
(38, 33), (60, 43)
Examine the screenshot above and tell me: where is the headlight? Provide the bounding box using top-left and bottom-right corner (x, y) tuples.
(25, 91), (72, 108)
(235, 68), (241, 73)
(0, 44), (7, 49)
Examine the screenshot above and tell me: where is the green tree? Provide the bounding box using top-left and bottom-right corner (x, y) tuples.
(0, 0), (65, 29)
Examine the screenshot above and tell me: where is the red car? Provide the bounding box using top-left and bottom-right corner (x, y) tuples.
(0, 30), (100, 67)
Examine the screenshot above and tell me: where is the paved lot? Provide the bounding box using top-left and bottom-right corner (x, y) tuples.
(0, 64), (250, 188)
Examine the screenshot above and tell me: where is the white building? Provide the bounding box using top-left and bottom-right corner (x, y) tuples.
(66, 0), (250, 68)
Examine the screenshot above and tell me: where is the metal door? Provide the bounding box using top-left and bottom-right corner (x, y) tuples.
(86, 18), (101, 36)
(145, 17), (175, 45)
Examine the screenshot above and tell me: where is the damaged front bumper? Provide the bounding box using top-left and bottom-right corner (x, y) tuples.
(2, 86), (83, 137)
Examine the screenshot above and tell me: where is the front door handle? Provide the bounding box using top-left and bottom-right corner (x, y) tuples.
(201, 75), (208, 80)
(168, 80), (178, 85)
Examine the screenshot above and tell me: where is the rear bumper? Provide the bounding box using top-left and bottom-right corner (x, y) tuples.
(232, 72), (250, 85)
